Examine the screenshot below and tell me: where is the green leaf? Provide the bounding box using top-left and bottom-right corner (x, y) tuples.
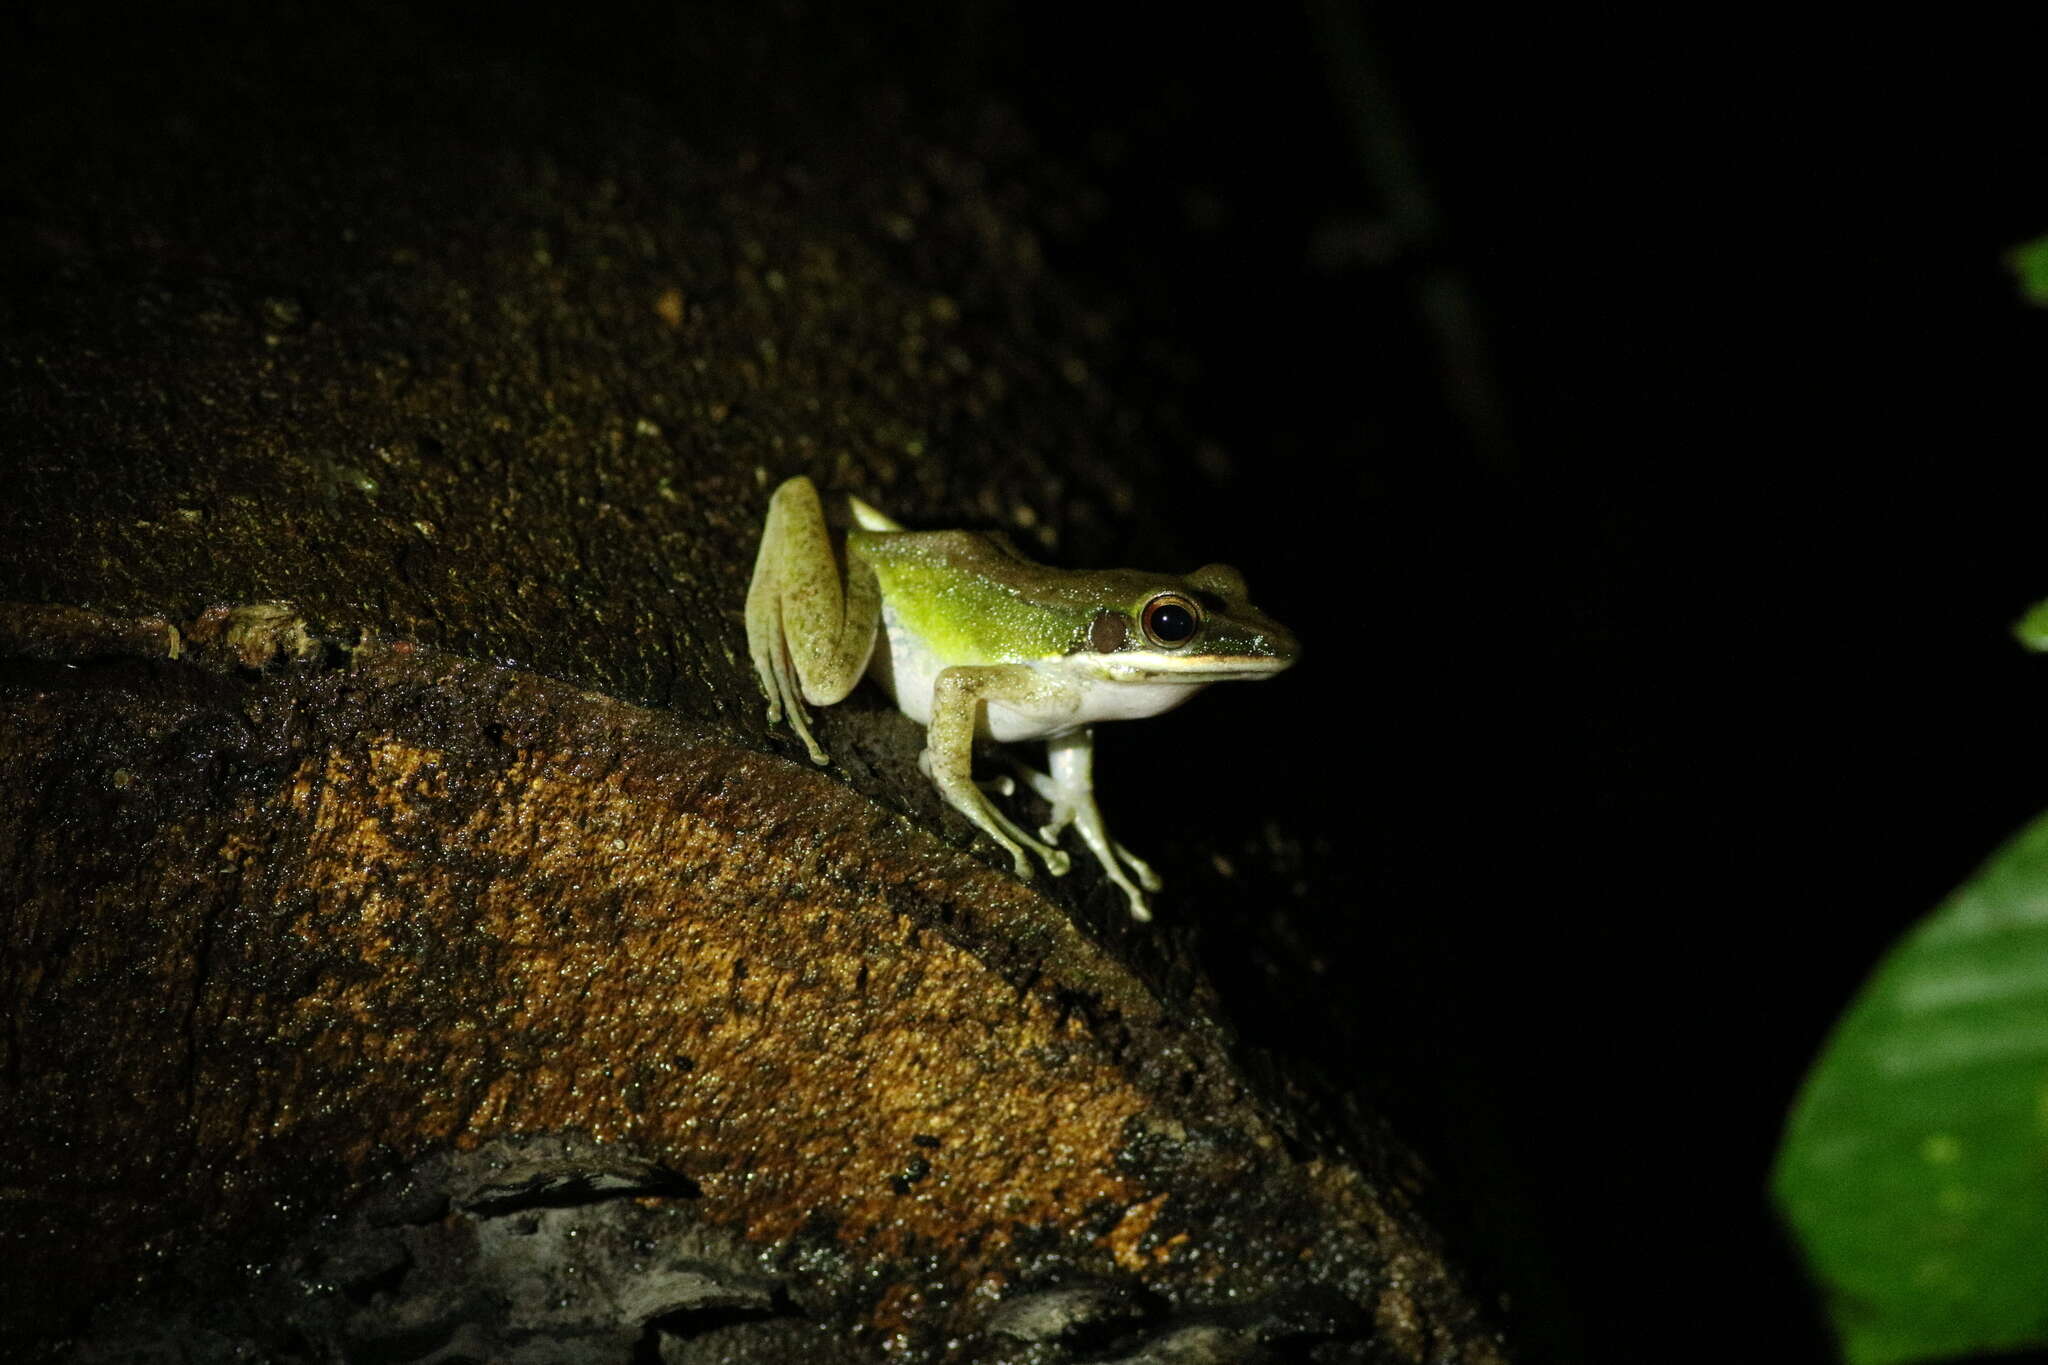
(2014, 599), (2048, 653)
(1775, 813), (2048, 1364)
(2008, 235), (2048, 307)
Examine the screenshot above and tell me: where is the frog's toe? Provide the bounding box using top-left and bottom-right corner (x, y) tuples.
(1041, 848), (1072, 877)
(791, 722), (830, 766)
(1103, 839), (1160, 891)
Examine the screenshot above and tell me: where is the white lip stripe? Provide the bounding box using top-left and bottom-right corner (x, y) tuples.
(1113, 656), (1291, 678)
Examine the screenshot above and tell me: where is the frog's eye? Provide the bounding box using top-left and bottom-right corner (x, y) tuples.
(1140, 593), (1201, 648)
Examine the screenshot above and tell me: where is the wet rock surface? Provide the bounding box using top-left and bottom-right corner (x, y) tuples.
(0, 4), (1511, 1361)
(74, 1139), (819, 1364)
(0, 612), (1503, 1361)
(71, 1144), (1382, 1364)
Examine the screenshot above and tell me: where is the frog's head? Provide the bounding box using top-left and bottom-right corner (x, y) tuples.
(1073, 563), (1299, 682)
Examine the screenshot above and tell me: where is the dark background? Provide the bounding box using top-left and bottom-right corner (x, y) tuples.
(9, 4), (2046, 1361)
(973, 10), (2048, 1362)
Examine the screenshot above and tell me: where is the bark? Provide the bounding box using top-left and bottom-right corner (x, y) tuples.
(0, 7), (1508, 1361)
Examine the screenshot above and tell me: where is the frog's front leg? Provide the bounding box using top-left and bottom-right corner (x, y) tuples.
(1036, 728), (1161, 921)
(744, 476), (881, 765)
(1004, 739), (1162, 909)
(924, 665), (1074, 882)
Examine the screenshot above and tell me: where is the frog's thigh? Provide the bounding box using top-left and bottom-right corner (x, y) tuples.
(755, 477), (880, 704)
(747, 492), (816, 762)
(925, 665), (1073, 880)
(746, 479), (882, 768)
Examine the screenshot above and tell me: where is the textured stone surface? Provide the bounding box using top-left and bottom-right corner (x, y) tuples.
(0, 607), (1502, 1360)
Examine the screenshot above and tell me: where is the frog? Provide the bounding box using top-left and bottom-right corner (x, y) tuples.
(744, 475), (1299, 921)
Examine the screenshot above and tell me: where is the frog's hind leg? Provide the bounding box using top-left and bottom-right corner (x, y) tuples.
(924, 665), (1074, 883)
(745, 476), (881, 765)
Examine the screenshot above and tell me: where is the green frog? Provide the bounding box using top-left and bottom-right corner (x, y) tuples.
(744, 476), (1298, 920)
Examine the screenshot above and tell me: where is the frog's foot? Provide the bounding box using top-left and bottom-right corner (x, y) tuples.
(991, 754), (1151, 891)
(1085, 829), (1157, 921)
(1044, 730), (1159, 921)
(920, 747), (1071, 881)
(779, 697), (830, 767)
(755, 633), (829, 765)
(1115, 843), (1164, 894)
(982, 796), (1073, 880)
(989, 757), (1075, 843)
(1006, 751), (1158, 892)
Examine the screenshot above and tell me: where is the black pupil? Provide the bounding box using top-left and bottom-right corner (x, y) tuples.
(1147, 601), (1196, 644)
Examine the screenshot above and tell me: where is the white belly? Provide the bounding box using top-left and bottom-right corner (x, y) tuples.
(869, 609), (1208, 743)
(869, 614), (946, 726)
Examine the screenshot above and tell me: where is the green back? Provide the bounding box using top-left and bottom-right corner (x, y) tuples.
(853, 529), (1128, 666)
